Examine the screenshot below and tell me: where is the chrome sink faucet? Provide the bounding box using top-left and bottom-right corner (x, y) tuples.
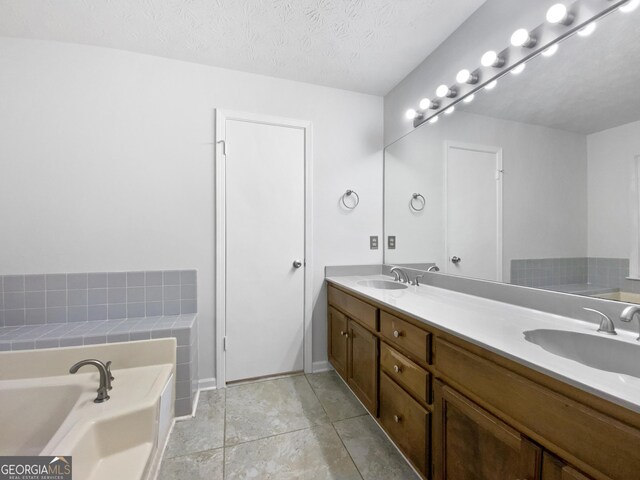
(427, 265), (440, 272)
(583, 308), (616, 335)
(620, 305), (640, 340)
(69, 359), (111, 403)
(390, 267), (409, 283)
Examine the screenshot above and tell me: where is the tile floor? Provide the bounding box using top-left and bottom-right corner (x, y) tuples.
(159, 371), (419, 479)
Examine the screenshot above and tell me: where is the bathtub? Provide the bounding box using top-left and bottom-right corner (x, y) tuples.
(0, 339), (176, 480)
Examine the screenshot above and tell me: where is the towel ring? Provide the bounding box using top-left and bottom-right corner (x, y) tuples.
(341, 190), (360, 209)
(410, 193), (426, 211)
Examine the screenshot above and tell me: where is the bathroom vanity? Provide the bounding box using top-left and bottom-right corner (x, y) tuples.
(326, 276), (640, 480)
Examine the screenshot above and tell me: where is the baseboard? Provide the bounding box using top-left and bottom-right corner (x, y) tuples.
(198, 377), (217, 390)
(312, 360), (334, 373)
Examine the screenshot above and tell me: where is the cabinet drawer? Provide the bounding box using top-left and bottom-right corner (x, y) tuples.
(328, 285), (378, 331)
(435, 338), (640, 480)
(380, 311), (431, 364)
(381, 342), (430, 404)
(380, 372), (430, 477)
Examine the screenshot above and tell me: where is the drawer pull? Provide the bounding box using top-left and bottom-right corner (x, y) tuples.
(393, 414), (402, 423)
(340, 331), (345, 336)
(393, 365), (402, 374)
(393, 330), (403, 338)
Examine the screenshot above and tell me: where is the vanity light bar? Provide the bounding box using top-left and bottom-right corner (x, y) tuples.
(408, 0), (631, 128)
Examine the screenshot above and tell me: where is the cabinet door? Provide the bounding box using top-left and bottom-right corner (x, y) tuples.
(348, 319), (378, 414)
(328, 307), (348, 379)
(541, 453), (592, 480)
(433, 380), (541, 480)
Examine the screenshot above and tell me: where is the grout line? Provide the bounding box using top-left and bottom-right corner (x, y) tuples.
(330, 422), (364, 480)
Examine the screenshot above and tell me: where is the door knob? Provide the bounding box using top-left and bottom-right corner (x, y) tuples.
(293, 260), (303, 269)
(451, 256), (461, 264)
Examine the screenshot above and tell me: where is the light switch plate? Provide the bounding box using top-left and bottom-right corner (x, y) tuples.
(388, 236), (396, 249)
(370, 236), (378, 250)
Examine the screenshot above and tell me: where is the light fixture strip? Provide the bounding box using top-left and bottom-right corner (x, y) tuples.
(413, 0), (629, 128)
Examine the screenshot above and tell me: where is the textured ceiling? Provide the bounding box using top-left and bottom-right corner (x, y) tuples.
(0, 0), (485, 95)
(460, 10), (640, 135)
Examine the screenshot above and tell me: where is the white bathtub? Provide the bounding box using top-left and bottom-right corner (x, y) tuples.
(0, 339), (176, 480)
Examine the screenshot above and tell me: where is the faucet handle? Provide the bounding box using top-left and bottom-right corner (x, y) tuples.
(583, 308), (617, 335)
(412, 274), (425, 286)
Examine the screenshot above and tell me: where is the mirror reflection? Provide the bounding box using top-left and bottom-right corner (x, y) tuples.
(384, 10), (640, 304)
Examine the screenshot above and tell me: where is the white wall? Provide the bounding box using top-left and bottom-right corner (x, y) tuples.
(0, 37), (383, 381)
(587, 120), (640, 258)
(384, 111), (588, 281)
(384, 0), (563, 146)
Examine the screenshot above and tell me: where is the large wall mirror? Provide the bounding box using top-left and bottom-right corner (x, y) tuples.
(384, 8), (640, 304)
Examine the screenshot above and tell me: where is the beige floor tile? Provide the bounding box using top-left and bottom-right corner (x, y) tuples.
(306, 371), (367, 421)
(159, 448), (224, 480)
(225, 424), (362, 480)
(165, 389), (225, 458)
(225, 375), (329, 445)
(334, 415), (419, 480)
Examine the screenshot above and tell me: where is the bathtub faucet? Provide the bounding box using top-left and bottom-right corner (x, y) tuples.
(69, 359), (111, 403)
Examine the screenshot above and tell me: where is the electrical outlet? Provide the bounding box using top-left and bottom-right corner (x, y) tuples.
(388, 236), (396, 249)
(370, 236), (378, 250)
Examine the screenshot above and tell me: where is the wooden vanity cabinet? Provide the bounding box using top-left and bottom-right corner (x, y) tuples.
(327, 294), (379, 415)
(327, 282), (640, 480)
(542, 453), (593, 480)
(433, 380), (541, 480)
(347, 319), (378, 414)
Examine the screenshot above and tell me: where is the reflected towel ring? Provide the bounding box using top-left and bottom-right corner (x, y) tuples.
(341, 190), (360, 209)
(410, 193), (426, 211)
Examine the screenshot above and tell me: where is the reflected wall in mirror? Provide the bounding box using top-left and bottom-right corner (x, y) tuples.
(384, 8), (640, 304)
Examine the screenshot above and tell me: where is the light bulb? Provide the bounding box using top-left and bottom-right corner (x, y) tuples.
(445, 106), (455, 115)
(456, 69), (477, 84)
(419, 98), (431, 110)
(620, 0), (640, 13)
(405, 108), (417, 120)
(429, 116), (439, 124)
(511, 63), (526, 75)
(541, 44), (559, 57)
(485, 80), (498, 90)
(463, 94), (475, 104)
(511, 28), (536, 47)
(436, 85), (450, 98)
(547, 4), (573, 25)
(481, 50), (503, 67)
(577, 22), (596, 36)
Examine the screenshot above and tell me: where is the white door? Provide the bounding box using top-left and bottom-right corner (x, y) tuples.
(224, 117), (306, 383)
(446, 143), (502, 281)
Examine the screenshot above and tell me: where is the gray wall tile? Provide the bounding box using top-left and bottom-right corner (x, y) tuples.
(4, 275), (25, 292)
(127, 287), (145, 303)
(5, 292), (25, 309)
(68, 289), (88, 306)
(88, 272), (107, 288)
(88, 288), (107, 305)
(163, 271), (180, 285)
(45, 274), (66, 290)
(127, 271), (145, 287)
(46, 290), (67, 308)
(67, 273), (88, 289)
(25, 275), (45, 291)
(145, 271), (163, 286)
(180, 270), (196, 285)
(25, 291), (45, 308)
(107, 272), (126, 288)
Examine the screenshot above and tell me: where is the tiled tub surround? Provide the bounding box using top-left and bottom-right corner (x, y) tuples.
(0, 314), (198, 416)
(0, 269), (198, 416)
(0, 269), (197, 327)
(510, 257), (636, 295)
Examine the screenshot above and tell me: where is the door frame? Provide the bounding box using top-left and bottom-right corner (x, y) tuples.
(215, 109), (313, 388)
(444, 141), (503, 281)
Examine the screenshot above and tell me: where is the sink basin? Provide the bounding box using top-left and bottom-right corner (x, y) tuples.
(524, 329), (640, 378)
(357, 280), (408, 290)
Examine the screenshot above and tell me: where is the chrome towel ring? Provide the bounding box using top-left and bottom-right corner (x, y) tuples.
(410, 193), (426, 211)
(341, 190), (360, 209)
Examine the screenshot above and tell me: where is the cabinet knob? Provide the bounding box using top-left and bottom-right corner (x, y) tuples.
(393, 330), (402, 338)
(393, 365), (401, 374)
(393, 415), (402, 423)
(340, 331), (345, 336)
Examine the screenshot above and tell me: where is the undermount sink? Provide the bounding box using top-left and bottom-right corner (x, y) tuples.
(356, 279), (408, 290)
(524, 329), (640, 378)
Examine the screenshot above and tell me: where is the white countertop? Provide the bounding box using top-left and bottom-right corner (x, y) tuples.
(327, 274), (640, 414)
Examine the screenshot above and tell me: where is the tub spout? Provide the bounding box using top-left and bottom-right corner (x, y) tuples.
(69, 359), (111, 403)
